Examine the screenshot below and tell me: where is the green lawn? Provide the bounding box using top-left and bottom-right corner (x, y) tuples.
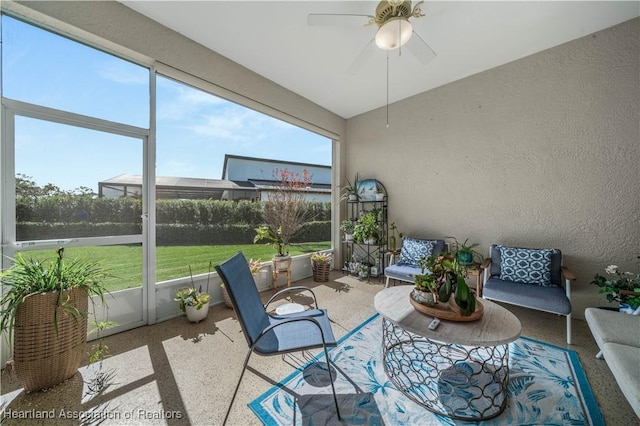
(18, 242), (331, 292)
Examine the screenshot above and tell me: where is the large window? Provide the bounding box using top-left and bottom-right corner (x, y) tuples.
(2, 15), (148, 126)
(154, 75), (332, 282)
(14, 117), (143, 241)
(2, 11), (334, 315)
(2, 13), (149, 304)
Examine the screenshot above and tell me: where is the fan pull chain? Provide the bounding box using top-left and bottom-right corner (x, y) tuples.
(386, 51), (390, 128)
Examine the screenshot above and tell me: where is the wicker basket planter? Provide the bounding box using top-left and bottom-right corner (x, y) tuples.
(14, 288), (88, 392)
(312, 261), (331, 282)
(221, 284), (234, 309)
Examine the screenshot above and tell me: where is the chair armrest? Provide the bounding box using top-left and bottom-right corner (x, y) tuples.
(264, 285), (318, 310)
(561, 266), (576, 299)
(252, 316), (329, 353)
(561, 266), (576, 281)
(481, 257), (491, 286)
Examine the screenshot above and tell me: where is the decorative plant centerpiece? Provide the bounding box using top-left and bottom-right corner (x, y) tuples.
(591, 261), (640, 313)
(353, 212), (380, 245)
(340, 219), (356, 241)
(310, 251), (332, 282)
(448, 237), (481, 266)
(412, 253), (477, 316)
(0, 247), (109, 392)
(255, 168), (311, 259)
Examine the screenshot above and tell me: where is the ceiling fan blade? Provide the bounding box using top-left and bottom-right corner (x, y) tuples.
(307, 13), (373, 27)
(347, 39), (377, 76)
(405, 31), (436, 65)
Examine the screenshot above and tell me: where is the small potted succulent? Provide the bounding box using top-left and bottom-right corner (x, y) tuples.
(412, 257), (440, 306)
(175, 285), (211, 323)
(310, 251), (332, 282)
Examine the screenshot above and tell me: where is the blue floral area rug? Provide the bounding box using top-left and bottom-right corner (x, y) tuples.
(249, 314), (603, 425)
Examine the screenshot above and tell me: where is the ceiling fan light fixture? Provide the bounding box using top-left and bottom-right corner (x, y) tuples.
(375, 17), (413, 50)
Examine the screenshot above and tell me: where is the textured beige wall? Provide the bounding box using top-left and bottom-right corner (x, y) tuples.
(346, 18), (640, 318)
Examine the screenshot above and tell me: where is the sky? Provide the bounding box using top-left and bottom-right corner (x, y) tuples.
(2, 14), (332, 192)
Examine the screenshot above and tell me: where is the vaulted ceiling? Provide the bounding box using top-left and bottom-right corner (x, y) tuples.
(122, 1), (639, 118)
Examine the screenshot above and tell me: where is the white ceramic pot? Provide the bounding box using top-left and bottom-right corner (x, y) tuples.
(186, 303), (209, 323)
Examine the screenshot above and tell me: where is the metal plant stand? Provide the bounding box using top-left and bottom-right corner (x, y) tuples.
(381, 318), (510, 421)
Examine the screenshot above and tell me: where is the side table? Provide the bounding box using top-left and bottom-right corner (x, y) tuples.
(466, 263), (483, 297)
(271, 256), (291, 289)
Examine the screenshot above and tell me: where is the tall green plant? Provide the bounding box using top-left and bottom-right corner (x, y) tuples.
(0, 248), (109, 343)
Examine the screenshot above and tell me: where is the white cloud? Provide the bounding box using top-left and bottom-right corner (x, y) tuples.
(98, 61), (148, 85)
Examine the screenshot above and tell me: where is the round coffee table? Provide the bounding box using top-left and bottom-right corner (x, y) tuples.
(374, 286), (521, 421)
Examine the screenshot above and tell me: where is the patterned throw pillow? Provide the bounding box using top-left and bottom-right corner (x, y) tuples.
(499, 246), (554, 287)
(398, 238), (435, 266)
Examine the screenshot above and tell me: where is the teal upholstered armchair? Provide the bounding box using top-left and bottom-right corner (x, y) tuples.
(481, 244), (576, 344)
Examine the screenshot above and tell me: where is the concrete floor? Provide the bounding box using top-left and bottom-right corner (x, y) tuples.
(1, 272), (636, 425)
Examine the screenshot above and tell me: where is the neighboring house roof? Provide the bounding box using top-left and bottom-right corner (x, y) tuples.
(98, 174), (257, 200)
(249, 179), (331, 194)
(99, 156), (332, 200)
(221, 154), (331, 183)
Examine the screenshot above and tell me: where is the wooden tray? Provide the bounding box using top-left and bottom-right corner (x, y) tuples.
(409, 291), (484, 322)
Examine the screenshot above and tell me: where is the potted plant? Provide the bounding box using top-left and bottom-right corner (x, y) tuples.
(357, 263), (369, 280)
(341, 173), (359, 202)
(0, 247), (109, 392)
(389, 222), (403, 252)
(254, 226), (288, 258)
(353, 212), (380, 245)
(175, 286), (211, 322)
(414, 253), (477, 316)
(448, 237), (481, 266)
(340, 219), (356, 241)
(310, 251), (332, 282)
(412, 257), (440, 306)
(591, 262), (640, 313)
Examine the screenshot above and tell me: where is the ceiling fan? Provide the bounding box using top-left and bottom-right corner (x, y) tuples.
(308, 0), (436, 75)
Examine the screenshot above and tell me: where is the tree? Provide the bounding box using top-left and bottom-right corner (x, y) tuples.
(254, 168), (312, 257)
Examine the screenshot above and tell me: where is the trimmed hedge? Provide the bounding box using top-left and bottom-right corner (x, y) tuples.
(16, 197), (332, 244)
(17, 222), (142, 241)
(17, 221), (331, 246)
(17, 197), (330, 225)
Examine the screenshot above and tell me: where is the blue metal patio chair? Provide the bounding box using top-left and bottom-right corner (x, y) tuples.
(215, 252), (341, 425)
